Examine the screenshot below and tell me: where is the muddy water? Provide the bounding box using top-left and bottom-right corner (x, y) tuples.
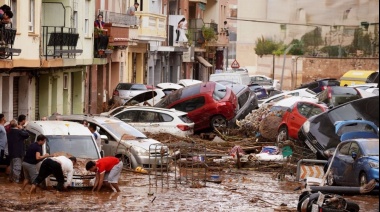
(0, 171), (378, 212)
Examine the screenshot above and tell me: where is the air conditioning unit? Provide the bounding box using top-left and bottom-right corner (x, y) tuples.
(97, 9), (110, 23)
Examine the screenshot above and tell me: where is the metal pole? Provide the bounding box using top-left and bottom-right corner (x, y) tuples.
(280, 44), (294, 91)
(272, 54), (275, 79)
(226, 47), (229, 71)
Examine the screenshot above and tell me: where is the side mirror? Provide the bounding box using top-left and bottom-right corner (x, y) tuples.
(352, 152), (357, 160)
(101, 135), (109, 144)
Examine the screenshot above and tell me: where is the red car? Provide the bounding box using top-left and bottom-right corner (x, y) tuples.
(277, 99), (327, 143)
(155, 82), (238, 132)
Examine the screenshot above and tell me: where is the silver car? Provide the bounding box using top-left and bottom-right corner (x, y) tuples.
(50, 115), (171, 169)
(112, 83), (148, 104)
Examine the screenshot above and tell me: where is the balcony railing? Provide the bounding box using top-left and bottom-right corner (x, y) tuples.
(0, 27), (21, 59)
(136, 12), (166, 41)
(108, 12), (139, 26)
(103, 23), (138, 46)
(188, 19), (229, 47)
(42, 26), (83, 60)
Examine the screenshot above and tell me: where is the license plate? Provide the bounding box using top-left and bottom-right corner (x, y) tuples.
(304, 140), (317, 153)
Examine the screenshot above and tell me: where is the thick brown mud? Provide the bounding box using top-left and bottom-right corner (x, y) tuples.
(0, 170), (378, 212)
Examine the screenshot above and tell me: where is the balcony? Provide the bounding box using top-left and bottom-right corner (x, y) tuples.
(135, 12), (166, 41)
(188, 19), (229, 48)
(94, 30), (110, 58)
(0, 27), (21, 60)
(41, 26), (83, 60)
(103, 23), (138, 46)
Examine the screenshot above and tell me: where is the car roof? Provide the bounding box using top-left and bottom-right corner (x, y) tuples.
(274, 96), (319, 107)
(26, 121), (93, 136)
(51, 114), (124, 125)
(341, 138), (379, 143)
(225, 84), (247, 95)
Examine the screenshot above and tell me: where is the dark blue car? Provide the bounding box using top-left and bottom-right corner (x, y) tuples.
(327, 139), (379, 188)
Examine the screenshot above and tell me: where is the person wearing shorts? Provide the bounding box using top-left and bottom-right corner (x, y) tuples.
(86, 156), (123, 192)
(22, 134), (50, 190)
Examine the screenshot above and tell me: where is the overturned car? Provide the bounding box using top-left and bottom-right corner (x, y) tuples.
(298, 96), (379, 159)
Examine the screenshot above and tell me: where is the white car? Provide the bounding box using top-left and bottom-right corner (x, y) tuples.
(50, 115), (171, 169)
(258, 88), (317, 107)
(101, 106), (194, 138)
(124, 89), (166, 107)
(250, 75), (281, 90)
(365, 87), (379, 95)
(26, 121), (101, 188)
(156, 83), (183, 90)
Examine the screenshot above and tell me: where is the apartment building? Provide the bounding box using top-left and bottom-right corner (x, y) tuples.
(0, 0), (96, 120)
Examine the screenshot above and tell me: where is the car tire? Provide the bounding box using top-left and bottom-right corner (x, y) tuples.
(116, 154), (134, 169)
(211, 115), (227, 129)
(359, 172), (368, 186)
(277, 126), (288, 143)
(326, 170), (336, 186)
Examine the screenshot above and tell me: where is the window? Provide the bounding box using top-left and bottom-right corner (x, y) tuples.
(115, 110), (139, 122)
(348, 142), (360, 156)
(173, 97), (205, 112)
(84, 0), (90, 36)
(29, 0), (35, 32)
(339, 142), (351, 155)
(297, 103), (312, 118)
(138, 111), (160, 122)
(10, 0), (17, 29)
(213, 83), (227, 101)
(238, 91), (250, 108)
(160, 113), (173, 122)
(309, 105), (324, 117)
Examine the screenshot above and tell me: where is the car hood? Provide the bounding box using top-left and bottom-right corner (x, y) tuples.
(122, 138), (162, 150)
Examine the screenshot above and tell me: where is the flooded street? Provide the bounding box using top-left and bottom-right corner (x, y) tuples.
(0, 170), (378, 211)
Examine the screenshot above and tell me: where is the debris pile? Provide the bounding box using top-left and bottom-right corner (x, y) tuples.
(236, 104), (284, 140)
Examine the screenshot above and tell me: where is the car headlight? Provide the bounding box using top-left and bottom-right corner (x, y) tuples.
(133, 146), (149, 156)
(369, 161), (379, 169)
(303, 120), (310, 133)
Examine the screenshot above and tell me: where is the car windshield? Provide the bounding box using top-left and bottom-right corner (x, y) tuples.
(101, 122), (147, 140)
(213, 83), (228, 101)
(46, 135), (99, 159)
(361, 140), (379, 156)
(332, 87), (359, 95)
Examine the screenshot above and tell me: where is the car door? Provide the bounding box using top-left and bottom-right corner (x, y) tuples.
(137, 110), (161, 133)
(156, 112), (176, 134)
(95, 123), (118, 157)
(334, 142), (352, 185)
(346, 142), (361, 186)
(287, 102), (312, 139)
(114, 110), (142, 131)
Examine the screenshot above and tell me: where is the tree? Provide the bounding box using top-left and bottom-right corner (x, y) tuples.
(254, 36), (279, 57)
(288, 39), (304, 55)
(347, 28), (372, 56)
(301, 27), (323, 55)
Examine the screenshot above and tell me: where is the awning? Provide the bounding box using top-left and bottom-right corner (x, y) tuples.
(196, 56), (212, 68)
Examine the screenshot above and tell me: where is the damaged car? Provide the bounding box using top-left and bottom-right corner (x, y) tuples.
(298, 96), (379, 159)
(155, 82), (238, 131)
(326, 138), (379, 188)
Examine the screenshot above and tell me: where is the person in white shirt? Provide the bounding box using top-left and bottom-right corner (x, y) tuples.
(30, 156), (76, 193)
(88, 123), (101, 151)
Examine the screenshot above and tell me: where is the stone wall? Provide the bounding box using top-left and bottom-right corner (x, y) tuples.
(301, 58), (379, 84)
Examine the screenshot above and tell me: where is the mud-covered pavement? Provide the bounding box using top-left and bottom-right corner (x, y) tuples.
(0, 170), (378, 212)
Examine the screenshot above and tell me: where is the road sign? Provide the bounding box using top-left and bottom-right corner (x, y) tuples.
(300, 165), (324, 180)
(231, 59), (240, 68)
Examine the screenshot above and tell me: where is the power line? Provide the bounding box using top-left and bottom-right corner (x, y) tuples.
(227, 17), (378, 28)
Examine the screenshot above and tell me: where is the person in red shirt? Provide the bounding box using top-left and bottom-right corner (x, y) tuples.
(86, 156), (123, 192)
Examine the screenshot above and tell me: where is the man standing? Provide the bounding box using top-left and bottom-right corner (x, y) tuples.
(85, 156), (123, 192)
(30, 156), (77, 193)
(88, 123), (101, 151)
(7, 115), (29, 183)
(127, 3), (139, 26)
(22, 134), (50, 190)
(0, 114), (9, 172)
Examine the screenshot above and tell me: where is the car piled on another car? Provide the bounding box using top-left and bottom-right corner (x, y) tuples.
(112, 83), (148, 104)
(154, 82), (238, 132)
(298, 96), (379, 159)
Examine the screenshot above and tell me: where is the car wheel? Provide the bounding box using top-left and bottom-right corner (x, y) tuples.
(211, 115), (227, 129)
(277, 126), (288, 143)
(359, 172), (368, 187)
(326, 170), (336, 186)
(116, 154), (133, 169)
